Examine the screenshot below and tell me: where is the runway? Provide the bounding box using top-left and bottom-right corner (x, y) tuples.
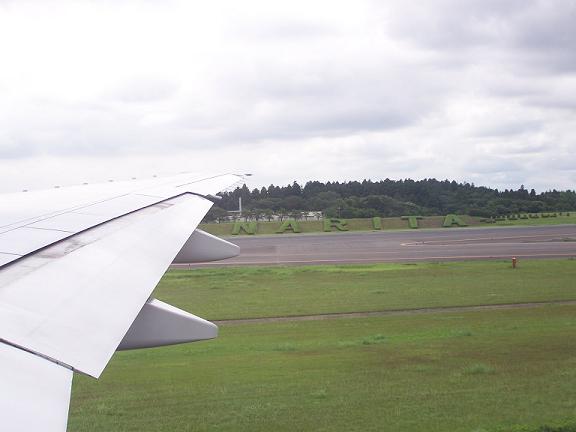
(177, 225), (576, 267)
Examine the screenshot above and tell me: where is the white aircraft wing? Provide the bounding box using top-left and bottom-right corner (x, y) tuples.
(0, 173), (243, 431)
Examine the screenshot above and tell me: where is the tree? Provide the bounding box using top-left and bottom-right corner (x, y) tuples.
(215, 179), (574, 218)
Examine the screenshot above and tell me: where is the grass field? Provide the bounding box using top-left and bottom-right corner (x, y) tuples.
(68, 260), (576, 431)
(200, 213), (576, 237)
(154, 260), (576, 320)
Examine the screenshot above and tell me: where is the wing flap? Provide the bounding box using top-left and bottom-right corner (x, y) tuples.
(0, 253), (18, 266)
(0, 342), (72, 432)
(0, 227), (71, 256)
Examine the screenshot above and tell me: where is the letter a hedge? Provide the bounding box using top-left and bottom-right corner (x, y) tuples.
(277, 219), (301, 233)
(442, 214), (468, 227)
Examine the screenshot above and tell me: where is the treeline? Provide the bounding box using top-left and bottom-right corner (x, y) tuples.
(204, 178), (576, 222)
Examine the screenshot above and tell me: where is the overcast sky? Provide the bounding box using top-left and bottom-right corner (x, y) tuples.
(0, 0), (575, 193)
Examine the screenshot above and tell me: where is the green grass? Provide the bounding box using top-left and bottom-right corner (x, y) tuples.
(155, 260), (576, 320)
(68, 260), (576, 431)
(69, 305), (576, 432)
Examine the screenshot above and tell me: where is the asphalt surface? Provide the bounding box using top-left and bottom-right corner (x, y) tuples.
(175, 225), (576, 268)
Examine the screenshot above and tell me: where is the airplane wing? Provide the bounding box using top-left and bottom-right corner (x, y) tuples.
(0, 173), (244, 431)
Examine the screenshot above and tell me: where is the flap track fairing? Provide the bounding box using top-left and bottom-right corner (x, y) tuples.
(118, 299), (218, 351)
(172, 229), (239, 264)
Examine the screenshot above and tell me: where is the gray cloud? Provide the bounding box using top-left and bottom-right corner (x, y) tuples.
(111, 78), (180, 103)
(384, 0), (576, 76)
(497, 142), (549, 155)
(539, 154), (576, 171)
(382, 0), (528, 48)
(0, 0), (575, 192)
(473, 120), (542, 138)
(465, 156), (524, 174)
(231, 19), (336, 41)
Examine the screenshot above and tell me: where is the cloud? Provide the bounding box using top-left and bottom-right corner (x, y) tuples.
(110, 77), (181, 104)
(465, 156), (524, 174)
(473, 120), (542, 138)
(0, 0), (575, 193)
